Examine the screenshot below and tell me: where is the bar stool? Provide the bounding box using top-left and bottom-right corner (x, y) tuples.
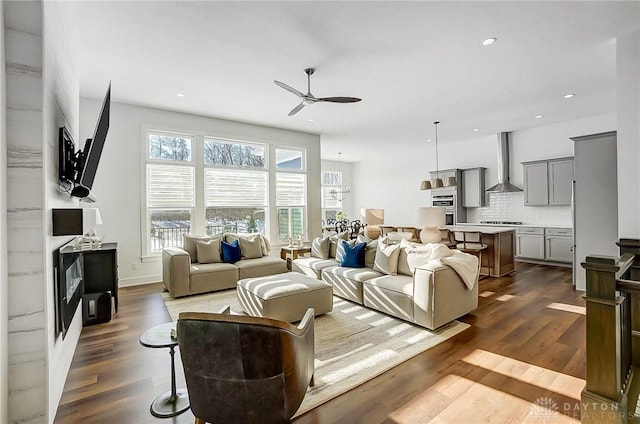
(453, 231), (488, 278)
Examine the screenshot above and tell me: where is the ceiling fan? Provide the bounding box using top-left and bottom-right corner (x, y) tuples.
(274, 68), (362, 116)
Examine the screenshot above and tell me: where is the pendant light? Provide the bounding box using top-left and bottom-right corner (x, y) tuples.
(330, 152), (351, 201)
(431, 121), (444, 188)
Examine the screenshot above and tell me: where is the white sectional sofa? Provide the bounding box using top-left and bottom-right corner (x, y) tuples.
(293, 235), (478, 330)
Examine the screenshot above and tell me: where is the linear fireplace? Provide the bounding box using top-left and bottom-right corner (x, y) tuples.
(56, 242), (84, 338)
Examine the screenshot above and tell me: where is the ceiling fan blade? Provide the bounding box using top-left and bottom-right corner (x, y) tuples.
(288, 103), (306, 116)
(317, 96), (362, 103)
(274, 80), (303, 98)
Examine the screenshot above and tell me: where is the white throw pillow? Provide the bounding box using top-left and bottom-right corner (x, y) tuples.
(329, 231), (349, 258)
(373, 236), (401, 275)
(311, 236), (331, 259)
(196, 238), (222, 264)
(238, 236), (264, 259)
(357, 234), (377, 268)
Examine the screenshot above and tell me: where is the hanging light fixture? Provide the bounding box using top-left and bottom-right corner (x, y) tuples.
(431, 121), (444, 188)
(330, 152), (351, 201)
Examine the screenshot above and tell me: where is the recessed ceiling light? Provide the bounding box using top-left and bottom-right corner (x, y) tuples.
(535, 115), (544, 119)
(563, 93), (575, 99)
(427, 138), (432, 142)
(481, 37), (497, 46)
(176, 93), (185, 97)
(473, 128), (480, 132)
(307, 119), (315, 122)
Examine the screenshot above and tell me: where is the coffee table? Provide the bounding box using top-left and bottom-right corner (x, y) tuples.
(139, 322), (190, 418)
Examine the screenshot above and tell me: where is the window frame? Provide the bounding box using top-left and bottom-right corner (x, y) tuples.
(141, 130), (310, 260)
(143, 129), (196, 258)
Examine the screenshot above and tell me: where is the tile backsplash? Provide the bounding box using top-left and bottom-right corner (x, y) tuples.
(466, 192), (572, 226)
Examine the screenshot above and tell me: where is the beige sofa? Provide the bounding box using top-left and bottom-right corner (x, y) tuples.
(293, 235), (478, 330)
(162, 233), (287, 297)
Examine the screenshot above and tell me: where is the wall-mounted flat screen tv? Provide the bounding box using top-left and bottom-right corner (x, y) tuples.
(60, 81), (111, 202)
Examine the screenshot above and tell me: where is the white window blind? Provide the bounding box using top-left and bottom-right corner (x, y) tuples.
(147, 164), (195, 207)
(205, 168), (268, 207)
(276, 173), (306, 206)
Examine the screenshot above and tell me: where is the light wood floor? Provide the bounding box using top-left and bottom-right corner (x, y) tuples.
(54, 262), (585, 423)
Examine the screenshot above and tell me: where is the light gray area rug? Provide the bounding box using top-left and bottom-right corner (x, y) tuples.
(161, 289), (469, 417)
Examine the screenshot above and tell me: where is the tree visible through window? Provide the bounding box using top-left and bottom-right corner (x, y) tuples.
(204, 139), (265, 167)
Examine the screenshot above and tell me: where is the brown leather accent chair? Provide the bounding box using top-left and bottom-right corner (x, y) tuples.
(177, 307), (315, 424)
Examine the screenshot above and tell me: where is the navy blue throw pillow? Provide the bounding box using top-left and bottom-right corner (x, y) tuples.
(221, 240), (241, 264)
(340, 241), (367, 268)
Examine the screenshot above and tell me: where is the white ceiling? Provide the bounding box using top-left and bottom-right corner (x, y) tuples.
(59, 1), (640, 163)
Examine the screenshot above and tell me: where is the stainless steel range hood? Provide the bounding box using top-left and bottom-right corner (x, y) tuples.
(486, 132), (523, 193)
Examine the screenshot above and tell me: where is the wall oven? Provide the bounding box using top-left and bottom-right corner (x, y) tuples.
(444, 211), (454, 226)
(432, 194), (454, 207)
(432, 193), (456, 225)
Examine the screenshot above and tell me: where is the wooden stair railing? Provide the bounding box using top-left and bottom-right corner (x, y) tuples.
(582, 238), (640, 423)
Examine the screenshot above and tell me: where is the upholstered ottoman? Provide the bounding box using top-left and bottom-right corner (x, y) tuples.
(237, 272), (333, 322)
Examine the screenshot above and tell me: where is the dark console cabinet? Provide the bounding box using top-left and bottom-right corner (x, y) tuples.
(80, 242), (119, 313)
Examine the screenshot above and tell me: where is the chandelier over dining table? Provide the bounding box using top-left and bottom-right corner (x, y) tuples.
(330, 152), (351, 201)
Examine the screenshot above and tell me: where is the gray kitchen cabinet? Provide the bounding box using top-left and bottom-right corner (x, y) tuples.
(515, 227), (545, 259)
(523, 157), (573, 206)
(544, 228), (572, 263)
(462, 167), (486, 208)
(523, 162), (548, 205)
(548, 159), (574, 205)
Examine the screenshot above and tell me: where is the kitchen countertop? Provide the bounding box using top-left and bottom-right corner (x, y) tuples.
(445, 225), (517, 234)
(455, 222), (572, 229)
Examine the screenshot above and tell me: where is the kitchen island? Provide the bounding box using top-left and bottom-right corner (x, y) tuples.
(446, 225), (516, 277)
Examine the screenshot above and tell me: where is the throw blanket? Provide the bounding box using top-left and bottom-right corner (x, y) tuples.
(440, 251), (479, 290)
(399, 240), (479, 290)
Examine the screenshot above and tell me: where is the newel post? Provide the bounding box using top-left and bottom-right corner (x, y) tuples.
(617, 239), (640, 365)
(581, 255), (625, 422)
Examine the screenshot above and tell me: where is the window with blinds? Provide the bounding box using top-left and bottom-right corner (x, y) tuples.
(143, 129), (309, 256)
(146, 161), (195, 253)
(276, 172), (306, 241)
(204, 168), (268, 236)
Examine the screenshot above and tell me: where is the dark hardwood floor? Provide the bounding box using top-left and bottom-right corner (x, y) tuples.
(55, 262), (584, 423)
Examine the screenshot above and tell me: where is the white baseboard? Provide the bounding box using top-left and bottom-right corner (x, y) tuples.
(118, 274), (161, 287)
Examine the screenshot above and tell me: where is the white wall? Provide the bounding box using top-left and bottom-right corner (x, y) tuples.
(4, 1), (80, 423)
(0, 3), (8, 423)
(352, 113), (616, 228)
(42, 1), (82, 421)
(617, 29), (640, 238)
(79, 99), (321, 286)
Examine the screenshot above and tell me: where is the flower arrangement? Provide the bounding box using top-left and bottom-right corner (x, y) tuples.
(336, 211), (347, 220)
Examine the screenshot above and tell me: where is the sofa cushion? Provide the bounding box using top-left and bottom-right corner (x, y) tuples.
(235, 256), (288, 280)
(189, 262), (238, 295)
(322, 266), (383, 283)
(221, 240), (241, 263)
(373, 237), (401, 275)
(293, 256), (338, 271)
(196, 238), (222, 264)
(363, 274), (414, 322)
(238, 236), (263, 259)
(339, 241), (367, 268)
(329, 231), (349, 258)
